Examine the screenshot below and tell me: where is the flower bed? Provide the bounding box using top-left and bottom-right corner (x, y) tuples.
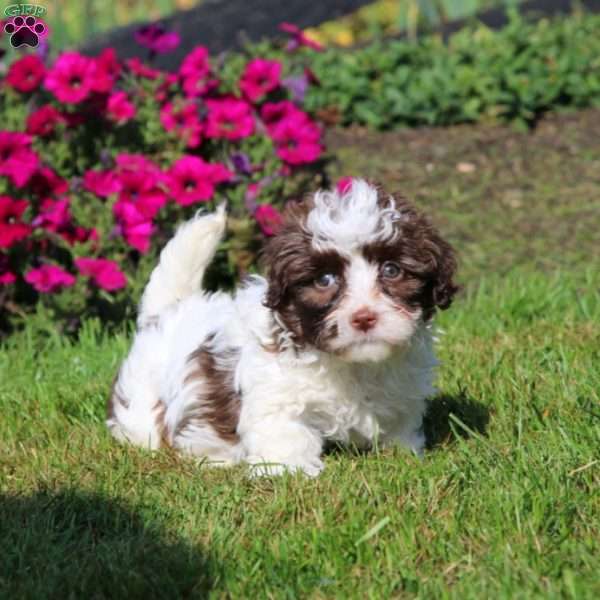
(0, 33), (326, 332)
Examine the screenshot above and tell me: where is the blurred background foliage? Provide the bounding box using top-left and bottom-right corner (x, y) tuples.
(306, 0), (519, 46)
(41, 0), (197, 50)
(38, 1), (514, 51)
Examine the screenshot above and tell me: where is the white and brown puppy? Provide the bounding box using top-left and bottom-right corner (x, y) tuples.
(107, 180), (458, 476)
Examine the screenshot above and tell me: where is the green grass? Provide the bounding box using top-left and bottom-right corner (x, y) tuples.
(1, 268), (598, 598)
(2, 108), (599, 597)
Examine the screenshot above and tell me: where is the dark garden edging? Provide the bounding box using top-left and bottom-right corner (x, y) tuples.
(81, 0), (600, 70)
(81, 0), (374, 69)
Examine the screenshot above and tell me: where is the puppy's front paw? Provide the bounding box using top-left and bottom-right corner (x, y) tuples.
(247, 456), (324, 478)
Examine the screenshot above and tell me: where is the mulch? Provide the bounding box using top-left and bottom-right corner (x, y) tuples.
(80, 0), (373, 68)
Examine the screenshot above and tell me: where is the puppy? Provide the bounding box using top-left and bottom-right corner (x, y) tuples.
(107, 180), (458, 476)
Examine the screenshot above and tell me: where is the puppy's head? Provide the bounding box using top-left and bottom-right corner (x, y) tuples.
(262, 180), (458, 362)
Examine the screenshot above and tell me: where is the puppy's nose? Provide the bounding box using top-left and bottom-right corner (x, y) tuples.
(350, 307), (378, 332)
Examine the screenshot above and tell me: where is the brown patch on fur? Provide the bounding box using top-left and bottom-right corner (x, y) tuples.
(108, 376), (168, 448)
(262, 211), (349, 349)
(362, 193), (458, 320)
(107, 375), (129, 421)
(262, 185), (458, 351)
(153, 399), (169, 447)
(173, 335), (241, 443)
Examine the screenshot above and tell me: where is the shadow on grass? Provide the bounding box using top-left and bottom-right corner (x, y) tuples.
(322, 391), (489, 456)
(0, 490), (213, 598)
(424, 391), (490, 449)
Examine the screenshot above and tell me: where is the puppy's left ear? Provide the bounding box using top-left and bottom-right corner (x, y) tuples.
(422, 232), (459, 319)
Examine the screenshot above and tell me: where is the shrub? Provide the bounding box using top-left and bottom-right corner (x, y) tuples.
(0, 40), (327, 333)
(299, 13), (600, 129)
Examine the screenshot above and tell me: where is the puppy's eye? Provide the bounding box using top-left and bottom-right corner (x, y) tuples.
(381, 261), (402, 279)
(314, 273), (338, 288)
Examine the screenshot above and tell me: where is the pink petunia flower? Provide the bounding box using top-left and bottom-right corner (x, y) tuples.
(260, 100), (305, 130)
(26, 105), (64, 137)
(154, 73), (179, 103)
(336, 177), (354, 195)
(279, 22), (324, 52)
(6, 54), (46, 93)
(125, 57), (162, 80)
(0, 131), (40, 187)
(135, 24), (181, 54)
(239, 58), (282, 103)
(0, 253), (14, 283)
(160, 101), (203, 148)
(32, 198), (71, 231)
(269, 112), (322, 165)
(181, 70), (218, 98)
(90, 48), (121, 93)
(205, 98), (255, 141)
(0, 269), (16, 285)
(177, 47), (216, 99)
(179, 46), (210, 78)
(60, 111), (86, 129)
(117, 170), (167, 219)
(107, 91), (136, 124)
(0, 254), (16, 285)
(31, 198), (96, 247)
(115, 153), (161, 175)
(44, 52), (94, 104)
(167, 155), (233, 206)
(254, 204), (283, 236)
(25, 265), (76, 293)
(0, 196), (30, 249)
(83, 169), (122, 198)
(31, 198), (98, 246)
(28, 167), (69, 198)
(113, 201), (155, 253)
(63, 226), (98, 246)
(75, 257), (127, 291)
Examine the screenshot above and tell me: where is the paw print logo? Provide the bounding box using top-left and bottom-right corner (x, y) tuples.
(4, 15), (48, 48)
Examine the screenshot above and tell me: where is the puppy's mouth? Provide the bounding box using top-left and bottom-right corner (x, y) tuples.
(330, 337), (394, 363)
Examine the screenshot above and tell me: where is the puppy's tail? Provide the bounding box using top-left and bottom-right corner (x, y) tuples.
(137, 204), (227, 327)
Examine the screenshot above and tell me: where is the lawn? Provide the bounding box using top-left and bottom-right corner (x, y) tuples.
(1, 109), (599, 598)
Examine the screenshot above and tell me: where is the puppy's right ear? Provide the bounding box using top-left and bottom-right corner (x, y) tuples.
(262, 228), (305, 310)
(261, 199), (313, 310)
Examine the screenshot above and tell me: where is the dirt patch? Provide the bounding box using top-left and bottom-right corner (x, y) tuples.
(326, 108), (600, 282)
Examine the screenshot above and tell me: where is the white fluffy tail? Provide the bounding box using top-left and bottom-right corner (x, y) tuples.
(138, 204), (227, 327)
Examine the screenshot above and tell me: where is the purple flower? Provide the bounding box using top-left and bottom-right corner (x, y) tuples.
(231, 152), (252, 176)
(36, 39), (50, 62)
(70, 176), (83, 193)
(244, 183), (260, 213)
(282, 74), (309, 104)
(135, 24), (181, 55)
(100, 149), (114, 169)
(244, 175), (276, 213)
